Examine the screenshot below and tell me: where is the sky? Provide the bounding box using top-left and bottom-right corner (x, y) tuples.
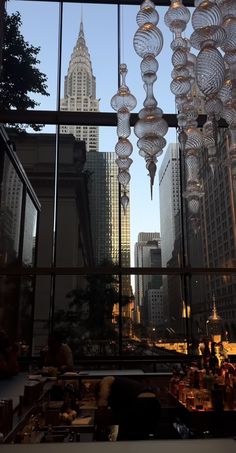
(7, 1), (187, 262)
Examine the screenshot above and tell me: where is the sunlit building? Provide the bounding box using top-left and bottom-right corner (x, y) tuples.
(134, 232), (162, 324)
(60, 20), (99, 151)
(85, 151), (131, 296)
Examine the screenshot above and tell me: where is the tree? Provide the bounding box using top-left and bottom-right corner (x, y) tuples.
(0, 11), (49, 130)
(54, 261), (132, 354)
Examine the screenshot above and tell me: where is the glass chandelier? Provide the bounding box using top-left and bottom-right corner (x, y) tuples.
(133, 0), (168, 199)
(191, 0), (226, 175)
(165, 0), (204, 234)
(217, 0), (236, 183)
(111, 63), (137, 212)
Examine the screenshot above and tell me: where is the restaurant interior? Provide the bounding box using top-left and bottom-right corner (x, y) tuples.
(1, 0), (236, 451)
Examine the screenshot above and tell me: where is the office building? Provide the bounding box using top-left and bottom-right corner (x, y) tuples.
(60, 20), (99, 151)
(134, 232), (162, 324)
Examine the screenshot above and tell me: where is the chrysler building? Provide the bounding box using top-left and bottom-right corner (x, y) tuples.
(60, 20), (99, 151)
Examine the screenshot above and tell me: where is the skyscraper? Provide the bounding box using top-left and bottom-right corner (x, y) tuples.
(85, 152), (131, 297)
(159, 144), (181, 330)
(60, 20), (99, 151)
(134, 232), (162, 324)
(159, 143), (180, 268)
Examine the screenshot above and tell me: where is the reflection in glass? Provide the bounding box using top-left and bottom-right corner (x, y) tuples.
(12, 131), (55, 267)
(22, 194), (38, 267)
(0, 154), (23, 266)
(54, 274), (120, 357)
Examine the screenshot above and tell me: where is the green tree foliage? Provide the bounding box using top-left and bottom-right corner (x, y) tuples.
(54, 262), (131, 353)
(0, 11), (49, 130)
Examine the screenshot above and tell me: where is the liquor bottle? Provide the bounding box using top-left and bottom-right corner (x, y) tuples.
(224, 371), (234, 410)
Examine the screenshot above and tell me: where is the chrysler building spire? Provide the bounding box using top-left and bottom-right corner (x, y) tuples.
(60, 19), (99, 152)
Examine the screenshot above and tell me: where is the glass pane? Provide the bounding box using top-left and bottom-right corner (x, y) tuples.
(32, 275), (51, 356)
(132, 273), (186, 353)
(54, 274), (120, 358)
(190, 273), (236, 345)
(186, 128), (236, 269)
(0, 151), (23, 266)
(4, 1), (58, 111)
(10, 125), (56, 267)
(22, 194), (38, 267)
(57, 126), (130, 268)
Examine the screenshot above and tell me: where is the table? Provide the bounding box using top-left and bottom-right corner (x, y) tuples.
(77, 369), (144, 376)
(1, 438), (236, 453)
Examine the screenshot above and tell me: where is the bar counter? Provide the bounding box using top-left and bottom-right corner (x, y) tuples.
(1, 438), (236, 453)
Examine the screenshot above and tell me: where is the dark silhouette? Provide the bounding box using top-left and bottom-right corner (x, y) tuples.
(43, 331), (74, 372)
(95, 376), (161, 440)
(0, 330), (19, 377)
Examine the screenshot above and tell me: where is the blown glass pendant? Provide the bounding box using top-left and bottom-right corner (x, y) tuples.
(165, 0), (204, 234)
(191, 0), (226, 175)
(111, 64), (137, 212)
(133, 0), (168, 199)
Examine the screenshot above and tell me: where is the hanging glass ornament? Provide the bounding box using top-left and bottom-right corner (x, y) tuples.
(165, 0), (204, 234)
(133, 0), (168, 198)
(111, 64), (137, 212)
(218, 0), (236, 176)
(191, 0), (226, 176)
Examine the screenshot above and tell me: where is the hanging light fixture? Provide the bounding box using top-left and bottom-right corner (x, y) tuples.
(165, 0), (204, 235)
(133, 0), (168, 199)
(111, 63), (137, 212)
(217, 0), (236, 174)
(190, 0), (226, 176)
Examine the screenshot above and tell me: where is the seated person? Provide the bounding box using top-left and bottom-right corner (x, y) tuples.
(95, 376), (161, 441)
(0, 330), (19, 378)
(43, 331), (74, 373)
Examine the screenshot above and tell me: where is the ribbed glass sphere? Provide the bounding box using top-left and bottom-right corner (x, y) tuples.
(170, 77), (191, 96)
(190, 26), (226, 50)
(164, 2), (190, 33)
(115, 139), (133, 158)
(141, 55), (159, 75)
(196, 47), (225, 95)
(111, 88), (137, 112)
(221, 18), (236, 51)
(185, 128), (203, 150)
(172, 49), (188, 67)
(137, 136), (166, 156)
(134, 116), (168, 138)
(171, 37), (188, 51)
(219, 0), (236, 19)
(222, 103), (236, 126)
(115, 157), (133, 170)
(133, 24), (163, 58)
(224, 50), (236, 65)
(218, 78), (232, 103)
(118, 170), (130, 187)
(136, 6), (159, 27)
(205, 97), (223, 115)
(171, 67), (189, 78)
(138, 106), (163, 120)
(192, 2), (223, 30)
